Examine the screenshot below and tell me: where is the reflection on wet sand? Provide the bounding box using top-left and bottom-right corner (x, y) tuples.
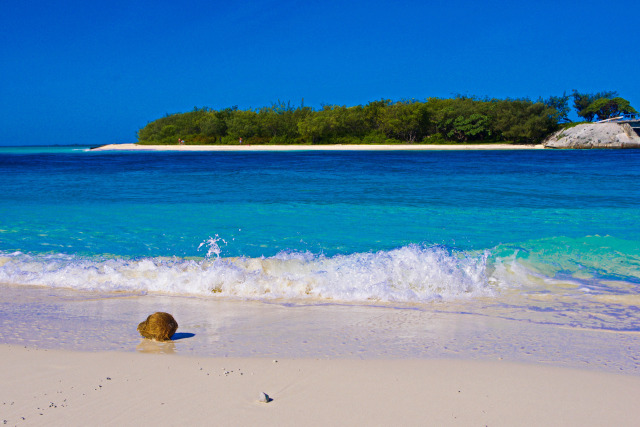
(136, 339), (176, 354)
(2, 284), (640, 373)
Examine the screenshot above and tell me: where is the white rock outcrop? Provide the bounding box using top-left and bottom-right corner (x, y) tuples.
(543, 123), (640, 149)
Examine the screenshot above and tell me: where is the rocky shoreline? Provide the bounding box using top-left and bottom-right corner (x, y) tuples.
(544, 123), (640, 149)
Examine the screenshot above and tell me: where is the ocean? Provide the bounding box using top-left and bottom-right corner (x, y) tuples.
(1, 146), (640, 354)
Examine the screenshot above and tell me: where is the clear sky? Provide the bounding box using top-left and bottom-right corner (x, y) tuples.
(1, 0), (638, 145)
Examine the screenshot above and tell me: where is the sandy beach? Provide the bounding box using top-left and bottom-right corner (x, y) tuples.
(2, 345), (639, 426)
(91, 143), (545, 151)
(2, 284), (640, 425)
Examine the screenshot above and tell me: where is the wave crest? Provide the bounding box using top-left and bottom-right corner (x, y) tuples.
(0, 245), (494, 303)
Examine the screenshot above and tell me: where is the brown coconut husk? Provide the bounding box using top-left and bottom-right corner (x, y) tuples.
(137, 312), (178, 341)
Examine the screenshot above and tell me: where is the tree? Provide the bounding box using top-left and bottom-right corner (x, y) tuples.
(572, 90), (618, 122)
(448, 114), (491, 142)
(257, 101), (301, 139)
(425, 97), (494, 141)
(363, 99), (392, 131)
(226, 110), (261, 139)
(491, 100), (558, 143)
(297, 110), (335, 143)
(545, 92), (571, 123)
(583, 97), (637, 121)
(200, 114), (227, 138)
(378, 101), (430, 142)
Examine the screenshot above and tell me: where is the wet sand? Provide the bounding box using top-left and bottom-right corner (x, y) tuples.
(2, 284), (639, 371)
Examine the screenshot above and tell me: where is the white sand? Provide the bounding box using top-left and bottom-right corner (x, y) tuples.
(2, 345), (639, 426)
(2, 284), (640, 425)
(92, 143), (544, 151)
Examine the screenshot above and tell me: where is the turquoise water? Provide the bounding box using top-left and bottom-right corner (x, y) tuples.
(1, 146), (640, 331)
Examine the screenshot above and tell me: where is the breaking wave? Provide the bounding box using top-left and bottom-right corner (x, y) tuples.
(0, 244), (496, 303)
(3, 235), (638, 307)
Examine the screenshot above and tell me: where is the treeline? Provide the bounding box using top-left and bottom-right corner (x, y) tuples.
(137, 92), (636, 145)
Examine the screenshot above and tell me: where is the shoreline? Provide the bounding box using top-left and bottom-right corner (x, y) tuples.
(3, 345), (640, 426)
(3, 283), (638, 372)
(91, 143), (545, 151)
(3, 285), (640, 424)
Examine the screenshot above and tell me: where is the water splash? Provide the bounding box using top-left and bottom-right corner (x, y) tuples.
(197, 235), (227, 258)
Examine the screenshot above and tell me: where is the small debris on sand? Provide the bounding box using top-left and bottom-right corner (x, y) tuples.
(259, 392), (273, 403)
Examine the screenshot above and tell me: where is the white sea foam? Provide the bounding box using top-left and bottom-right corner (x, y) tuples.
(0, 245), (497, 303)
(197, 235), (227, 258)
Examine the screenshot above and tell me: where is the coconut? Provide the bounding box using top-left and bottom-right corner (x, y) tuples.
(137, 312), (178, 341)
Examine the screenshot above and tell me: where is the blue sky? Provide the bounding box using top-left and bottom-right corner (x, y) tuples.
(1, 0), (638, 145)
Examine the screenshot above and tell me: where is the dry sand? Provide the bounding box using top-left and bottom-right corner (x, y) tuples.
(91, 143), (544, 151)
(2, 345), (639, 426)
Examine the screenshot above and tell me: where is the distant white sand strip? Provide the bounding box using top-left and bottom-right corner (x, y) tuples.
(92, 143), (544, 151)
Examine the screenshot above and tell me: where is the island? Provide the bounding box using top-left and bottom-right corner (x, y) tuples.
(95, 91), (638, 150)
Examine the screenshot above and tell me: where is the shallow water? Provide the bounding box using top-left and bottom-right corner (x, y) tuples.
(1, 147), (640, 335)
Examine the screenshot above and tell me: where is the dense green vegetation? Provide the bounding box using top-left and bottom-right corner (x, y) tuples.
(571, 90), (637, 122)
(137, 92), (637, 145)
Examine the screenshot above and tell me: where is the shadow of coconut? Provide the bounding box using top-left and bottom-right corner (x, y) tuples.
(171, 332), (195, 341)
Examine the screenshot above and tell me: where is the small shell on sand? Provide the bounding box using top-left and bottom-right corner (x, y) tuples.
(137, 312), (178, 341)
(259, 392), (273, 403)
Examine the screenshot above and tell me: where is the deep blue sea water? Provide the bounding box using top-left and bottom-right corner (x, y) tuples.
(1, 146), (640, 331)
